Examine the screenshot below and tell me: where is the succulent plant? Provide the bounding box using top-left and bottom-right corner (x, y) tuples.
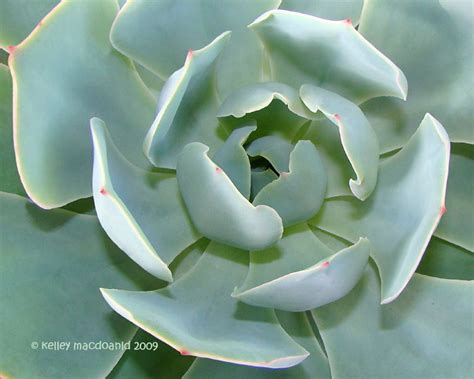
(0, 0), (472, 378)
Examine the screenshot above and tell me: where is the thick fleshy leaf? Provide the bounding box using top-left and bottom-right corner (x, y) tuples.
(312, 114), (450, 303)
(250, 10), (407, 104)
(434, 143), (473, 251)
(311, 227), (351, 252)
(135, 63), (165, 99)
(359, 0), (474, 148)
(253, 141), (327, 227)
(218, 82), (317, 121)
(143, 32), (230, 169)
(101, 242), (309, 369)
(0, 0), (58, 48)
(91, 119), (201, 282)
(302, 118), (355, 198)
(417, 237), (474, 281)
(212, 125), (256, 199)
(10, 0), (155, 208)
(177, 142), (283, 251)
(110, 0), (280, 97)
(300, 85), (379, 200)
(247, 136), (294, 173)
(251, 168), (278, 200)
(0, 192), (159, 378)
(280, 0), (364, 25)
(227, 102), (311, 145)
(313, 264), (474, 378)
(0, 64), (24, 196)
(234, 223), (370, 311)
(107, 329), (194, 379)
(185, 311), (330, 378)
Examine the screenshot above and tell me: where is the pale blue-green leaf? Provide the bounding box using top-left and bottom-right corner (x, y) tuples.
(300, 85), (379, 200)
(311, 227), (352, 252)
(359, 0), (474, 148)
(135, 63), (165, 99)
(312, 114), (450, 303)
(107, 329), (194, 379)
(101, 242), (308, 369)
(251, 168), (278, 201)
(250, 10), (407, 104)
(237, 223), (332, 294)
(110, 0), (280, 98)
(0, 64), (25, 196)
(417, 237), (474, 281)
(177, 142), (283, 251)
(247, 135), (294, 173)
(212, 125), (256, 199)
(10, 0), (155, 208)
(254, 141), (327, 227)
(222, 100), (310, 143)
(143, 32), (230, 169)
(0, 192), (159, 378)
(313, 264), (474, 378)
(184, 311), (330, 378)
(280, 0), (364, 25)
(0, 0), (58, 48)
(434, 143), (473, 251)
(234, 225), (370, 311)
(217, 82), (317, 121)
(169, 239), (209, 282)
(91, 119), (201, 282)
(302, 118), (355, 198)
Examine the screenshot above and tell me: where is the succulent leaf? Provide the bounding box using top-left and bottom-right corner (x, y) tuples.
(300, 85), (379, 200)
(177, 142), (283, 251)
(91, 119), (201, 281)
(101, 242), (309, 369)
(218, 82), (317, 121)
(313, 114), (450, 303)
(144, 32), (230, 169)
(0, 0), (58, 48)
(418, 237), (474, 281)
(185, 311), (330, 378)
(434, 143), (474, 251)
(10, 0), (155, 208)
(253, 141), (328, 227)
(280, 0), (363, 25)
(250, 10), (407, 103)
(234, 223), (370, 311)
(110, 0), (280, 97)
(0, 64), (24, 196)
(212, 125), (257, 199)
(0, 192), (159, 378)
(251, 168), (278, 200)
(219, 86), (313, 142)
(313, 264), (474, 378)
(302, 118), (357, 198)
(359, 0), (474, 149)
(247, 136), (294, 174)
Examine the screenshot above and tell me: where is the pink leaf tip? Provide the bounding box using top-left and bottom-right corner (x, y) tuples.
(180, 349), (190, 356)
(333, 114), (341, 122)
(7, 45), (16, 54)
(186, 49), (193, 61)
(322, 261), (330, 267)
(99, 187), (107, 195)
(440, 205), (447, 216)
(215, 166), (222, 173)
(343, 18), (352, 25)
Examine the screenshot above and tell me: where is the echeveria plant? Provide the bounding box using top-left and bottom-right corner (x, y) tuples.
(0, 0), (472, 378)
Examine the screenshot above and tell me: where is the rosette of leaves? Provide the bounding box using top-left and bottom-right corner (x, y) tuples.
(0, 0), (472, 378)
